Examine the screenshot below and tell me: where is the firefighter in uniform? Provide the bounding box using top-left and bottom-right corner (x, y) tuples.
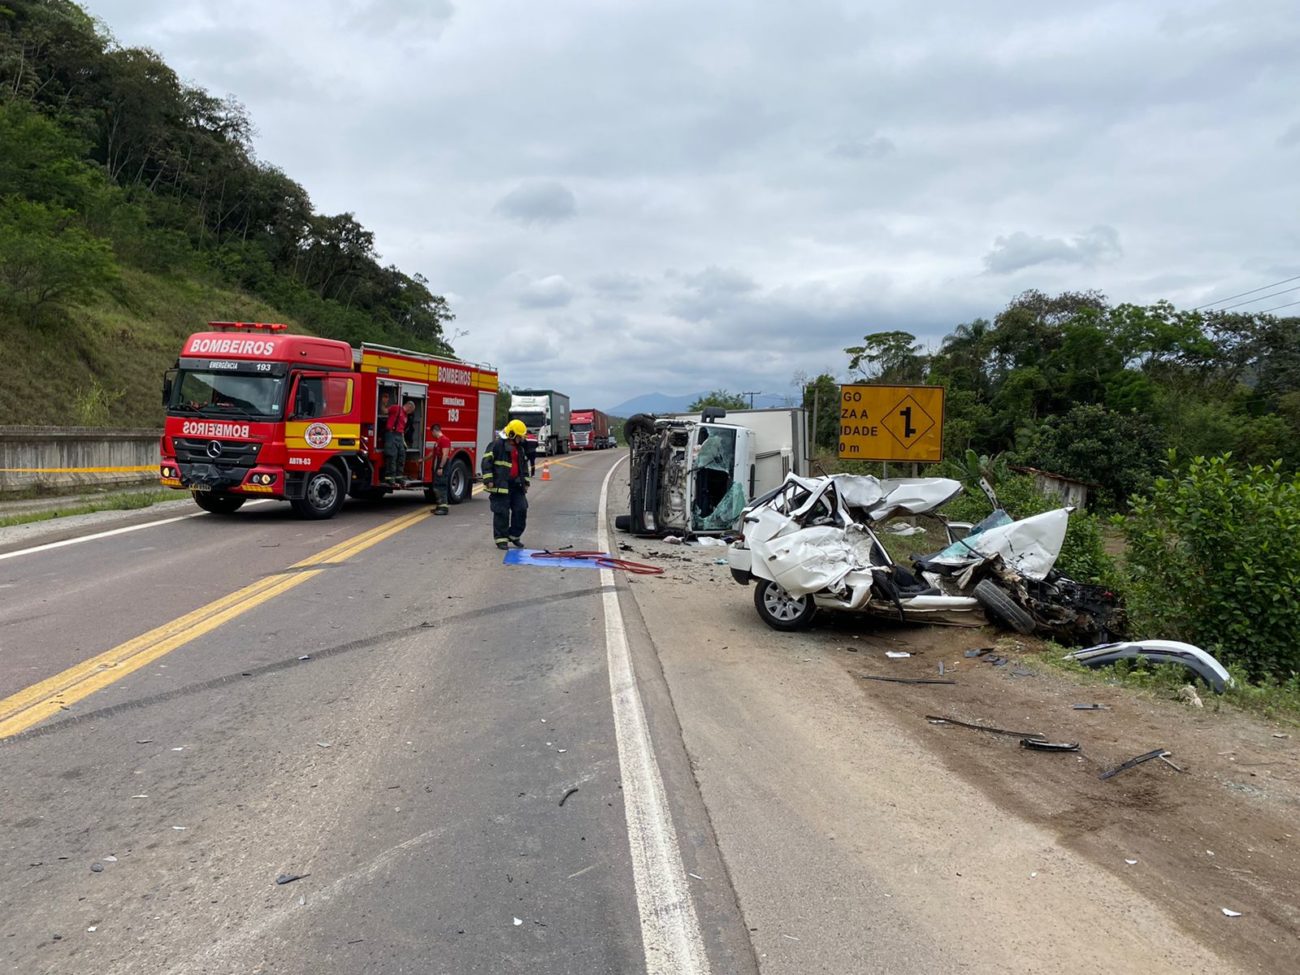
(482, 419), (531, 549)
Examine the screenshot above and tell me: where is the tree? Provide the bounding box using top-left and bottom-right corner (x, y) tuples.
(688, 389), (749, 411)
(0, 197), (119, 323)
(844, 330), (926, 382)
(798, 372), (839, 449)
(1014, 403), (1166, 508)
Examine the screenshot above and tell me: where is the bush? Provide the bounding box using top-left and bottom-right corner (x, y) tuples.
(1122, 454), (1300, 681)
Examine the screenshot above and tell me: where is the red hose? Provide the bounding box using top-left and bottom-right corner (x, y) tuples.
(532, 550), (664, 575)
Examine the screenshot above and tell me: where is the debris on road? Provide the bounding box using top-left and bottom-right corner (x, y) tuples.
(276, 873), (308, 885)
(90, 863), (103, 873)
(1178, 685), (1204, 708)
(926, 714), (1045, 739)
(1065, 640), (1232, 693)
(1125, 859), (1138, 865)
(860, 675), (957, 685)
(513, 917), (523, 926)
(559, 787), (579, 807)
(885, 651), (911, 659)
(1072, 704), (1108, 711)
(1020, 738), (1080, 752)
(136, 739), (153, 744)
(1099, 748), (1171, 780)
(1222, 908), (1242, 917)
(298, 655), (311, 661)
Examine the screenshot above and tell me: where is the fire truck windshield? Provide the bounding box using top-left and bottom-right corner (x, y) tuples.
(169, 368), (287, 418)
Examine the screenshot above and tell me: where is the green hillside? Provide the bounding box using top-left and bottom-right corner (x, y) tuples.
(0, 1), (456, 427)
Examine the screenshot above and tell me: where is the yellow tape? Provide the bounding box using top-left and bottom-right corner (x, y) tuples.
(0, 465), (156, 474)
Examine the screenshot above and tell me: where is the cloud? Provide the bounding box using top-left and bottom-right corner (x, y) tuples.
(82, 0), (1300, 410)
(983, 225), (1122, 275)
(515, 274), (575, 308)
(493, 181), (577, 226)
(589, 272), (645, 301)
(343, 0), (455, 38)
(829, 135), (896, 160)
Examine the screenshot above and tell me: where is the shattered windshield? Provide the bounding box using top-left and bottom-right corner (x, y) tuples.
(170, 369), (287, 419)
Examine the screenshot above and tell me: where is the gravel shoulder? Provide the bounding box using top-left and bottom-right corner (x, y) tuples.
(617, 531), (1299, 974)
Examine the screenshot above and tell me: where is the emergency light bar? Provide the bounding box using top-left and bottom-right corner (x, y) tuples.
(208, 321), (288, 332)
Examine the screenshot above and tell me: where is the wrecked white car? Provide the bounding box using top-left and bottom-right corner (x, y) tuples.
(727, 473), (1126, 643)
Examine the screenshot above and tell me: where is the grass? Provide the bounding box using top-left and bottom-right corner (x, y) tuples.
(0, 267), (295, 428)
(0, 489), (181, 528)
(1021, 638), (1300, 726)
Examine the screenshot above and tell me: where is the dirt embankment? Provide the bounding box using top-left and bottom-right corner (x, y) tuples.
(620, 534), (1300, 974)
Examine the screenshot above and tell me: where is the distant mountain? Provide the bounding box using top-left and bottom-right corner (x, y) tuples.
(605, 392), (701, 416)
(605, 391), (794, 416)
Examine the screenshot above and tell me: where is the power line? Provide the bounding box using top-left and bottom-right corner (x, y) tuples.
(1215, 283), (1300, 312)
(1256, 298), (1300, 315)
(1194, 272), (1300, 311)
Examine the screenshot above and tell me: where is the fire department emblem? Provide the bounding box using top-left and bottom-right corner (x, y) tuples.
(304, 422), (332, 448)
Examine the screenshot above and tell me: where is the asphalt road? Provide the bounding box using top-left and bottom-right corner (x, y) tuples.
(0, 452), (755, 975)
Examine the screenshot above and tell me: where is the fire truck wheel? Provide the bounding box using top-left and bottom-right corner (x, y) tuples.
(291, 466), (345, 519)
(193, 492), (245, 515)
(445, 459), (472, 504)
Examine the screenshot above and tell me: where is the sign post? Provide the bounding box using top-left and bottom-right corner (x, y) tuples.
(837, 384), (945, 464)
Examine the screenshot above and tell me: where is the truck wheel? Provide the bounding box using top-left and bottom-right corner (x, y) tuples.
(973, 578), (1036, 634)
(446, 459), (472, 504)
(291, 466), (345, 519)
(193, 492), (245, 515)
(754, 578), (816, 631)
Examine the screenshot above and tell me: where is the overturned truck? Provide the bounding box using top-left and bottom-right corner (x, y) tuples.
(617, 408), (808, 537)
(727, 472), (1126, 644)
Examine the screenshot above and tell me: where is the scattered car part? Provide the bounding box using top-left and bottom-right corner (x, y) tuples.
(859, 675), (958, 685)
(925, 714), (1045, 739)
(972, 579), (1036, 634)
(1072, 703), (1108, 710)
(1020, 739), (1080, 752)
(1099, 748), (1170, 780)
(1065, 640), (1232, 693)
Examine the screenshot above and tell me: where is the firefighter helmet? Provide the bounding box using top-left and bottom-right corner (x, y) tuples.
(504, 419), (527, 439)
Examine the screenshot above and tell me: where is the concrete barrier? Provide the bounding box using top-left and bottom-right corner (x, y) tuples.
(0, 426), (161, 496)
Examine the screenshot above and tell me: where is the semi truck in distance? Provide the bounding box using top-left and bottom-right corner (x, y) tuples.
(570, 409), (611, 450)
(508, 389), (571, 456)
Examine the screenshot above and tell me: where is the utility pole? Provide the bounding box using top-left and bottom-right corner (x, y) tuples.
(739, 391), (762, 408)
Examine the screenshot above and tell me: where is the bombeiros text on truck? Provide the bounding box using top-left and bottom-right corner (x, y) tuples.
(159, 321), (498, 519)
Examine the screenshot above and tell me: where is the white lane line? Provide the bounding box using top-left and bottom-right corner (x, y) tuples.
(597, 456), (710, 975)
(0, 501), (272, 562)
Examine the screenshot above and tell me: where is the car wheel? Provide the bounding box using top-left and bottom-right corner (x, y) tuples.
(291, 466), (345, 519)
(445, 459), (472, 504)
(193, 492), (245, 515)
(614, 514), (631, 532)
(754, 578), (816, 631)
(973, 578), (1036, 634)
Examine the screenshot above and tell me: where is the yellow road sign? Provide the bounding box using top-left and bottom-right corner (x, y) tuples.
(838, 384), (945, 463)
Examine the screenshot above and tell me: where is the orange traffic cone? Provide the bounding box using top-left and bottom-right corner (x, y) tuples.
(541, 462), (552, 481)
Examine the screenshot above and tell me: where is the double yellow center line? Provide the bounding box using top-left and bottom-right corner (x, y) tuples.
(0, 506), (433, 740)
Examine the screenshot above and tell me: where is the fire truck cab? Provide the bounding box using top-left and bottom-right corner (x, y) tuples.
(159, 322), (498, 519)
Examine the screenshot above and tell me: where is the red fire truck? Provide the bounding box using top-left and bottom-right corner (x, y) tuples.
(158, 322), (499, 519)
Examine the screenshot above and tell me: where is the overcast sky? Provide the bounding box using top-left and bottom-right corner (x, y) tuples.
(86, 0), (1300, 410)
